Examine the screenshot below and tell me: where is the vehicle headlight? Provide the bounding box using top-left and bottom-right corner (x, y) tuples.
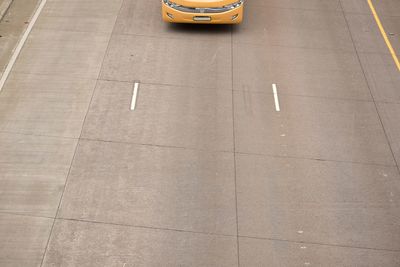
(224, 0), (244, 9)
(163, 0), (180, 8)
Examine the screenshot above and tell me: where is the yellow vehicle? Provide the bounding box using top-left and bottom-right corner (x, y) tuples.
(162, 0), (243, 24)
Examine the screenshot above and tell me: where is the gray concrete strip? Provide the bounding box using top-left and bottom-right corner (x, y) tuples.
(358, 53), (400, 103)
(0, 0), (13, 22)
(0, 132), (77, 217)
(12, 29), (111, 79)
(341, 0), (400, 17)
(233, 5), (354, 51)
(0, 73), (96, 138)
(100, 34), (232, 90)
(247, 0), (342, 11)
(234, 90), (395, 165)
(240, 237), (400, 266)
(339, 0), (400, 172)
(57, 139), (237, 236)
(377, 102), (400, 165)
(42, 219), (238, 266)
(233, 43), (372, 101)
(0, 0), (46, 91)
(0, 0), (41, 73)
(80, 81), (234, 152)
(345, 12), (400, 55)
(35, 0), (123, 33)
(236, 153), (400, 250)
(0, 213), (53, 267)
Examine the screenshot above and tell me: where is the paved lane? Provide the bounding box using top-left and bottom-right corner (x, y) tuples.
(0, 0), (399, 266)
(0, 0), (41, 73)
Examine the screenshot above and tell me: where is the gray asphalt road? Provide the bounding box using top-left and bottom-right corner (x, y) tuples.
(0, 0), (400, 266)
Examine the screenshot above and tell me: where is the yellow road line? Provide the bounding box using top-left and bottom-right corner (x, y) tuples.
(367, 0), (400, 72)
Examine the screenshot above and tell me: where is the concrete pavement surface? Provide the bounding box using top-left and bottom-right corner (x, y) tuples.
(0, 0), (40, 74)
(0, 0), (13, 21)
(0, 0), (400, 266)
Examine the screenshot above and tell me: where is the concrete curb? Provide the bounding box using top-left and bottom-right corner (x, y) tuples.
(0, 0), (13, 21)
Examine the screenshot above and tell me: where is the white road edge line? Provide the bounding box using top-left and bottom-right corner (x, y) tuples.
(0, 0), (14, 21)
(130, 82), (140, 111)
(272, 83), (280, 112)
(0, 0), (48, 92)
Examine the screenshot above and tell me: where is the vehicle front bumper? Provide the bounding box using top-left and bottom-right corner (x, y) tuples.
(162, 1), (243, 24)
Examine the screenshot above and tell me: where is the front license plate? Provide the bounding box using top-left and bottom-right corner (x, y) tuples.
(193, 16), (211, 21)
